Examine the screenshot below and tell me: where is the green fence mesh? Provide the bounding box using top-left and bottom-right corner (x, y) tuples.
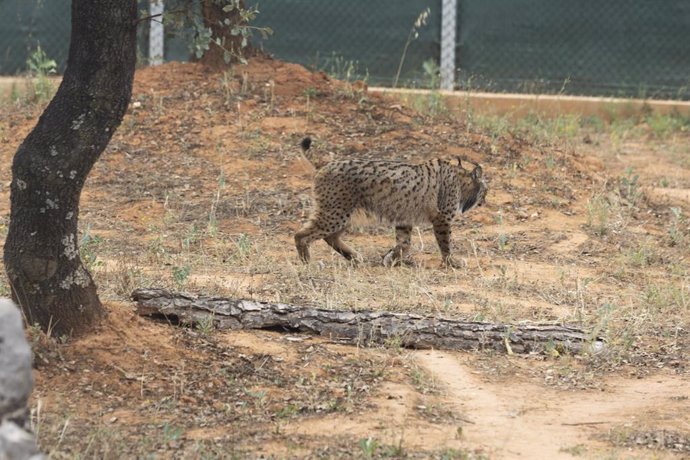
(2, 1), (690, 99)
(456, 0), (690, 99)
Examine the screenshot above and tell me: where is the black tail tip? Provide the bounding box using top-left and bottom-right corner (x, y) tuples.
(301, 137), (312, 151)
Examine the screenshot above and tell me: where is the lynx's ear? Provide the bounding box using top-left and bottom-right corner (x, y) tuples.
(471, 165), (483, 179)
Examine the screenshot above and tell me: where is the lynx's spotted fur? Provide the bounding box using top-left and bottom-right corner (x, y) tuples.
(295, 138), (488, 267)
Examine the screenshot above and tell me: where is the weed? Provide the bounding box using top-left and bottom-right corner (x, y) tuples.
(196, 313), (216, 336)
(323, 53), (361, 83)
(619, 166), (641, 206)
(559, 444), (587, 456)
(302, 86), (318, 99)
(233, 233), (252, 259)
(623, 240), (656, 269)
(182, 224), (200, 250)
(172, 265), (191, 286)
(645, 112), (690, 138)
(161, 423), (183, 443)
(359, 436), (379, 459)
(208, 149), (226, 236)
(244, 388), (268, 410)
(409, 364), (438, 395)
(586, 194), (610, 236)
(111, 263), (145, 299)
(276, 403), (299, 419)
(25, 44), (57, 103)
(495, 210), (509, 251)
(668, 207), (687, 247)
(220, 71), (235, 105)
(393, 7), (431, 87)
(80, 226), (103, 272)
(0, 269), (10, 297)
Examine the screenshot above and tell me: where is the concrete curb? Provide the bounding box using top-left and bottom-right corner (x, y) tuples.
(369, 87), (690, 119)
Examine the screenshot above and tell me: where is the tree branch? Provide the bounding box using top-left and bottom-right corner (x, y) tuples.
(132, 288), (605, 355)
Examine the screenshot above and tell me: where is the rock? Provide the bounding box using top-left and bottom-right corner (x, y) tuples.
(0, 299), (46, 460)
(0, 299), (33, 423)
(0, 421), (47, 460)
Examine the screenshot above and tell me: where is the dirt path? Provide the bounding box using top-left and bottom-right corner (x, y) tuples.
(416, 350), (690, 458)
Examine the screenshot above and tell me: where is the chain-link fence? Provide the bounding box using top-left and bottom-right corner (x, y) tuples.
(0, 1), (71, 74)
(454, 0), (690, 99)
(2, 0), (690, 99)
(249, 0), (440, 89)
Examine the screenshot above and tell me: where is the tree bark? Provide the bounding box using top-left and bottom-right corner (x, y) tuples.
(3, 0), (137, 337)
(132, 288), (605, 355)
(197, 0), (248, 69)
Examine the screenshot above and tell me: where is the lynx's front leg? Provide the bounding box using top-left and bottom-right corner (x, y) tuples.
(383, 225), (412, 267)
(431, 215), (464, 268)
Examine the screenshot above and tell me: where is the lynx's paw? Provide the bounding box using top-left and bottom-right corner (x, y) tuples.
(383, 250), (415, 268)
(441, 256), (467, 269)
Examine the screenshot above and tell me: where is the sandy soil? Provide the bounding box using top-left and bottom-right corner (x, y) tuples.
(0, 57), (689, 459)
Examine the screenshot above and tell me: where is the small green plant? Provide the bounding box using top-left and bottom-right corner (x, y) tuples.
(645, 112), (690, 138)
(276, 404), (299, 419)
(80, 226), (103, 272)
(182, 224), (200, 249)
(244, 389), (267, 410)
(624, 242), (653, 268)
(359, 436), (379, 459)
(0, 278), (9, 297)
(323, 52), (360, 83)
(619, 166), (641, 206)
(495, 211), (509, 251)
(668, 207), (687, 247)
(112, 264), (145, 299)
(196, 313), (216, 336)
(161, 423), (183, 444)
(302, 86), (318, 99)
(26, 44), (57, 103)
(172, 265), (191, 286)
(422, 59), (440, 89)
(233, 233), (252, 259)
(586, 194), (610, 236)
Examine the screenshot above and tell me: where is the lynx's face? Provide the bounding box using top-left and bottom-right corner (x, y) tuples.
(459, 165), (488, 213)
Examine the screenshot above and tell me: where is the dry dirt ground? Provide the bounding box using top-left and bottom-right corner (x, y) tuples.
(1, 57), (689, 459)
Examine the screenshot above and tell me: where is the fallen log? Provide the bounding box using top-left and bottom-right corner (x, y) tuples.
(132, 288), (604, 355)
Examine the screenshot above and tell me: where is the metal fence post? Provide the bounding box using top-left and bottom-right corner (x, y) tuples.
(149, 0), (165, 66)
(440, 0), (457, 90)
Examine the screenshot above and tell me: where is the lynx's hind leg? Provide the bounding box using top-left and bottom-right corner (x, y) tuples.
(383, 225), (413, 267)
(295, 211), (353, 263)
(295, 221), (328, 263)
(325, 229), (359, 262)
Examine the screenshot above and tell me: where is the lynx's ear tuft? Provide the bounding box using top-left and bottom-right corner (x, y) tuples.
(301, 137), (312, 152)
(456, 156), (464, 168)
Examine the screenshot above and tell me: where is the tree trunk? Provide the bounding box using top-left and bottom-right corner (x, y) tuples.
(132, 288), (605, 355)
(197, 0), (248, 69)
(3, 0), (137, 337)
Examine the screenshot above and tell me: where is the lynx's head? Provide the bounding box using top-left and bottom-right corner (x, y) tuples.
(457, 158), (488, 213)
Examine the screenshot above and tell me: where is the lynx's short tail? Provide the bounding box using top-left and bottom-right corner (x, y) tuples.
(299, 136), (331, 169)
(301, 137), (312, 152)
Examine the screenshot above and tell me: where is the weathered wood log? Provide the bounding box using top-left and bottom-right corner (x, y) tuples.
(132, 288), (605, 355)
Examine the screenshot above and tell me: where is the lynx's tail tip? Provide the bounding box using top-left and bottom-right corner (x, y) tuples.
(300, 137), (312, 152)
